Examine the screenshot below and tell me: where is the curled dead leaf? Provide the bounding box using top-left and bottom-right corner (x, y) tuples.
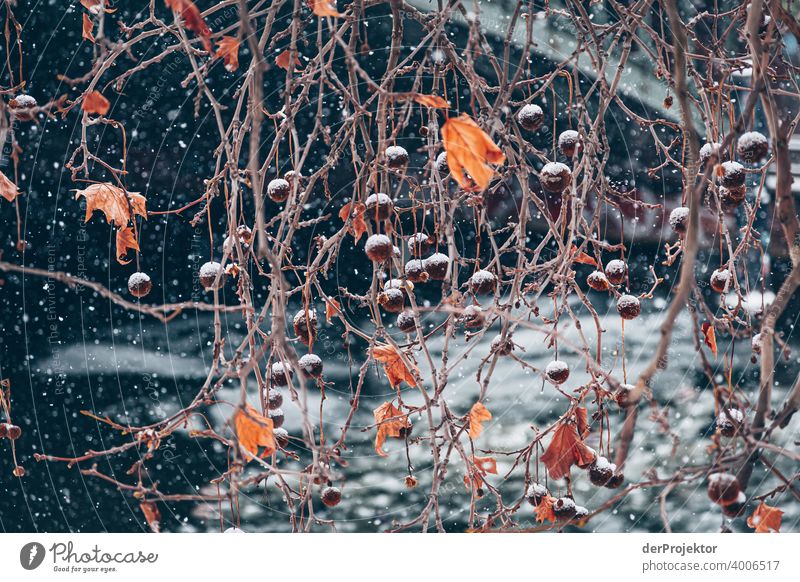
(338, 201), (367, 242)
(373, 400), (410, 456)
(701, 322), (718, 357)
(747, 502), (783, 533)
(165, 0), (212, 52)
(467, 401), (492, 439)
(234, 405), (276, 460)
(411, 94), (450, 109)
(75, 183), (146, 265)
(82, 90), (110, 116)
(308, 0), (340, 17)
(276, 49), (302, 71)
(540, 421), (596, 480)
(535, 495), (557, 523)
(325, 298), (341, 324)
(0, 170), (20, 202)
(464, 455), (497, 489)
(139, 501), (161, 533)
(371, 344), (418, 389)
(441, 114), (505, 191)
(215, 36), (240, 72)
(82, 13), (95, 43)
(570, 244), (598, 267)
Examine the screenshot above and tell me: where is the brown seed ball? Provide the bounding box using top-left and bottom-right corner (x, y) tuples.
(545, 360), (570, 384)
(586, 270), (610, 292)
(710, 268), (731, 293)
(385, 145), (409, 169)
(539, 162), (572, 193)
(435, 151), (449, 176)
(716, 408), (743, 438)
(365, 234), (394, 262)
(7, 424), (21, 440)
(423, 252), (449, 281)
(525, 482), (549, 506)
(604, 259), (627, 286)
(719, 161), (746, 188)
(491, 334), (514, 356)
(378, 287), (405, 313)
(407, 233), (432, 257)
(552, 497), (578, 520)
(751, 333), (762, 355)
(199, 261), (225, 291)
(274, 427), (289, 449)
(605, 472), (625, 489)
(461, 305), (484, 329)
(271, 362), (294, 386)
(573, 505), (589, 521)
(404, 259), (429, 284)
(283, 170), (302, 184)
(707, 473), (741, 505)
(8, 94), (37, 121)
(396, 310), (417, 333)
(365, 193), (394, 221)
(469, 269), (497, 295)
(236, 224), (253, 245)
(589, 456), (617, 487)
(0, 423), (7, 438)
(293, 309), (318, 346)
(720, 185), (746, 211)
(267, 388), (283, 410)
(298, 353), (323, 378)
(127, 272), (152, 298)
(321, 486), (342, 507)
(737, 131), (769, 163)
(13, 466), (25, 477)
(269, 407), (285, 429)
(616, 294), (641, 320)
(384, 278), (413, 295)
(558, 130), (581, 157)
(517, 103), (544, 131)
(615, 383), (635, 408)
(699, 142), (723, 166)
(721, 496), (746, 518)
(267, 178), (291, 203)
(669, 207), (690, 236)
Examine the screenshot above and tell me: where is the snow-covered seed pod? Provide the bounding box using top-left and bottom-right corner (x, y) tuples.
(127, 272), (152, 298)
(616, 294), (641, 320)
(293, 309), (318, 346)
(365, 192), (393, 221)
(385, 145), (409, 169)
(423, 252), (449, 281)
(516, 103), (544, 131)
(378, 287), (405, 313)
(710, 268), (731, 293)
(586, 270), (610, 292)
(469, 269), (497, 295)
(270, 362), (293, 386)
(699, 141), (723, 166)
(668, 207), (690, 235)
(365, 234), (394, 262)
(545, 360), (570, 384)
(539, 162), (572, 193)
(736, 131), (769, 163)
(404, 259), (428, 284)
(396, 310), (417, 333)
(298, 353), (323, 378)
(588, 456), (617, 487)
(719, 161), (746, 188)
(199, 261), (225, 290)
(267, 178), (291, 202)
(558, 130), (580, 157)
(604, 259), (627, 286)
(407, 232), (432, 257)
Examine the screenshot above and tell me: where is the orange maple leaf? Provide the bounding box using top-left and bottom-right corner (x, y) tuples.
(540, 421), (596, 480)
(325, 298), (341, 324)
(371, 344), (418, 389)
(139, 501), (161, 533)
(535, 495), (557, 523)
(412, 94), (450, 109)
(464, 455), (497, 489)
(467, 401), (492, 439)
(570, 244), (597, 267)
(234, 405), (276, 460)
(575, 406), (590, 439)
(701, 322), (718, 357)
(115, 226), (140, 265)
(0, 170), (20, 202)
(80, 0), (114, 14)
(82, 90), (110, 116)
(215, 36), (240, 71)
(338, 201), (367, 242)
(308, 0), (340, 17)
(441, 113), (505, 191)
(373, 400), (410, 456)
(747, 502), (783, 533)
(275, 49), (302, 71)
(82, 14), (95, 43)
(165, 0), (212, 52)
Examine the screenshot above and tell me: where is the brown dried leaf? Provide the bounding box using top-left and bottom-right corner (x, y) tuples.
(308, 0), (340, 17)
(535, 495), (557, 523)
(412, 94), (450, 109)
(165, 0), (212, 52)
(441, 114), (505, 191)
(139, 501), (161, 533)
(338, 201), (367, 242)
(82, 90), (109, 116)
(747, 502), (783, 533)
(575, 406), (590, 439)
(275, 49), (301, 71)
(215, 36), (240, 72)
(464, 455), (497, 489)
(467, 401), (492, 439)
(570, 244), (597, 267)
(82, 14), (95, 43)
(373, 401), (410, 457)
(234, 405), (276, 460)
(0, 170), (20, 202)
(371, 344), (418, 389)
(325, 298), (341, 324)
(702, 322), (718, 357)
(540, 421), (596, 480)
(75, 183), (147, 227)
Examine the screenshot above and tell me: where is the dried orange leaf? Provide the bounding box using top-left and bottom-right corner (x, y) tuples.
(215, 36), (240, 72)
(82, 90), (109, 116)
(441, 113), (505, 191)
(0, 170), (20, 202)
(139, 501), (161, 533)
(115, 226), (140, 265)
(371, 344), (418, 389)
(165, 0), (212, 52)
(338, 201), (367, 242)
(373, 400), (410, 456)
(701, 322), (718, 357)
(276, 49), (301, 71)
(82, 14), (95, 43)
(325, 298), (341, 324)
(308, 0), (340, 17)
(80, 0), (115, 14)
(464, 455), (497, 489)
(575, 406), (590, 439)
(75, 183), (147, 227)
(535, 495), (557, 523)
(467, 401), (492, 439)
(747, 502), (783, 533)
(234, 405), (276, 460)
(540, 421), (596, 480)
(412, 94), (450, 109)
(570, 244), (597, 267)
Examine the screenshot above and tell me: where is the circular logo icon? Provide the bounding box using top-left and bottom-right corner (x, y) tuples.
(19, 542), (46, 570)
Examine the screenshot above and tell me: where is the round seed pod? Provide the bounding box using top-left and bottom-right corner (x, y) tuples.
(378, 287), (405, 313)
(699, 142), (723, 166)
(365, 234), (394, 262)
(716, 408), (743, 438)
(545, 360), (570, 384)
(267, 178), (291, 203)
(604, 259), (627, 286)
(396, 310), (417, 333)
(525, 482), (549, 506)
(539, 162), (572, 193)
(616, 294), (641, 320)
(404, 259), (429, 284)
(589, 456), (616, 487)
(558, 129), (581, 157)
(573, 505), (589, 520)
(707, 472), (740, 505)
(321, 486), (342, 507)
(423, 252), (449, 281)
(435, 151), (449, 176)
(267, 388), (283, 410)
(710, 268), (731, 293)
(552, 497), (577, 520)
(669, 207), (690, 236)
(236, 224), (253, 245)
(517, 103), (544, 131)
(461, 305), (484, 328)
(6, 424), (21, 440)
(271, 362), (293, 386)
(469, 269), (497, 295)
(273, 427), (289, 449)
(298, 353), (324, 378)
(269, 407), (285, 429)
(586, 270), (610, 292)
(13, 466), (25, 477)
(283, 170), (302, 184)
(720, 186), (746, 211)
(737, 131), (769, 163)
(751, 333), (762, 355)
(0, 423), (7, 438)
(199, 261), (225, 291)
(407, 233), (432, 257)
(8, 94), (37, 121)
(385, 145), (409, 169)
(365, 193), (393, 221)
(615, 383), (635, 408)
(127, 272), (152, 298)
(721, 492), (747, 517)
(491, 334), (514, 356)
(719, 161), (746, 188)
(384, 278), (414, 295)
(605, 472), (625, 489)
(293, 309), (318, 346)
